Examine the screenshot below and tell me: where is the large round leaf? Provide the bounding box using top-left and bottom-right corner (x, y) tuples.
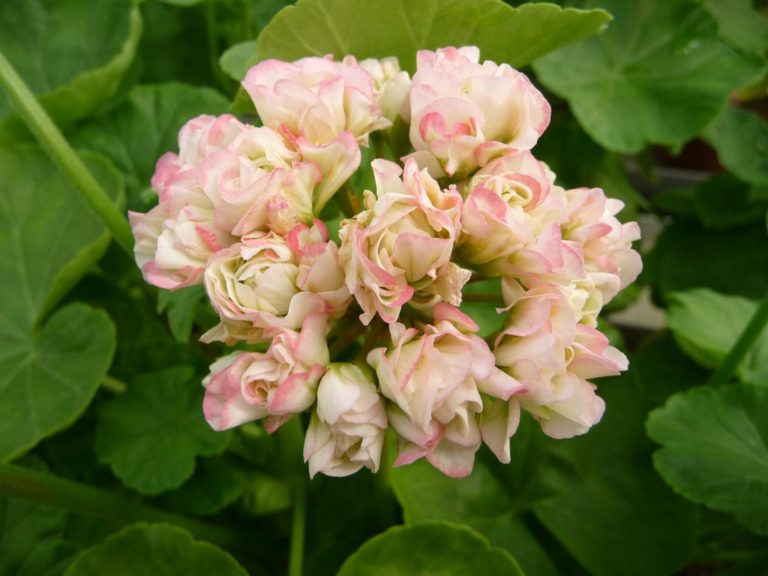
(533, 0), (765, 153)
(96, 366), (230, 495)
(0, 305), (116, 463)
(0, 145), (123, 461)
(337, 521), (523, 576)
(647, 382), (768, 535)
(248, 0), (610, 73)
(64, 523), (248, 576)
(0, 0), (141, 139)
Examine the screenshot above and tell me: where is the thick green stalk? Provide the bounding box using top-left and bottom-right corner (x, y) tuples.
(0, 49), (134, 255)
(708, 290), (768, 386)
(0, 463), (244, 550)
(278, 417), (307, 576)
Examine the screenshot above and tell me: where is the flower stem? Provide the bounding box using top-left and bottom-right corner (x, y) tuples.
(707, 289), (768, 386)
(0, 49), (134, 256)
(205, 0), (234, 95)
(0, 462), (245, 551)
(278, 417), (307, 576)
(289, 475), (307, 576)
(100, 374), (128, 394)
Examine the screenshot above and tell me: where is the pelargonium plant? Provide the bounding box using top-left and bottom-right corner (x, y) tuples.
(129, 45), (641, 479)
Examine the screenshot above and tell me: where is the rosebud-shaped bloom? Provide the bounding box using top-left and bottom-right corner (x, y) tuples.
(199, 125), (321, 236)
(243, 57), (368, 212)
(243, 55), (390, 146)
(359, 57), (411, 123)
(129, 168), (234, 290)
(494, 284), (627, 439)
(561, 187), (642, 305)
(203, 222), (350, 343)
(339, 159), (469, 325)
(407, 46), (550, 177)
(129, 115), (252, 290)
(368, 304), (523, 477)
(458, 152), (560, 264)
(303, 364), (388, 478)
(203, 315), (329, 432)
(459, 154), (586, 290)
(176, 114), (248, 168)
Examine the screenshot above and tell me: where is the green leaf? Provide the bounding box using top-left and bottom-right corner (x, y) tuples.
(702, 0), (768, 55)
(157, 284), (207, 343)
(532, 372), (699, 576)
(391, 459), (557, 576)
(252, 0), (610, 71)
(156, 0), (205, 6)
(645, 219), (768, 300)
(0, 495), (80, 576)
(721, 551), (768, 576)
(704, 107), (768, 188)
(135, 1), (217, 87)
(95, 366), (230, 495)
(667, 289), (768, 382)
(647, 382), (768, 535)
(220, 41), (258, 81)
(632, 333), (710, 406)
(0, 146), (124, 330)
(241, 471), (292, 516)
(69, 274), (206, 383)
(0, 0), (141, 140)
(64, 523), (248, 576)
(73, 83), (229, 210)
(533, 0), (766, 153)
(0, 304), (116, 462)
(693, 174), (768, 229)
(161, 456), (245, 518)
(0, 145), (122, 461)
(535, 114), (646, 221)
(337, 521), (523, 576)
(460, 279), (505, 338)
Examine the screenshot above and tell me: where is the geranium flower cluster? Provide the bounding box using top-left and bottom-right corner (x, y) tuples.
(129, 46), (641, 479)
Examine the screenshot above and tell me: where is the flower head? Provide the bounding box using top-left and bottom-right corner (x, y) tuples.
(304, 363), (388, 477)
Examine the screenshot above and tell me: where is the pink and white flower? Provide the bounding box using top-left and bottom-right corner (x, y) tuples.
(407, 46), (550, 177)
(359, 57), (411, 123)
(458, 152), (565, 268)
(339, 158), (469, 325)
(243, 55), (390, 146)
(304, 364), (388, 478)
(129, 167), (233, 290)
(203, 315), (329, 432)
(175, 114), (247, 168)
(561, 187), (642, 305)
(367, 304), (523, 477)
(199, 126), (320, 236)
(203, 222), (350, 343)
(494, 284), (627, 439)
